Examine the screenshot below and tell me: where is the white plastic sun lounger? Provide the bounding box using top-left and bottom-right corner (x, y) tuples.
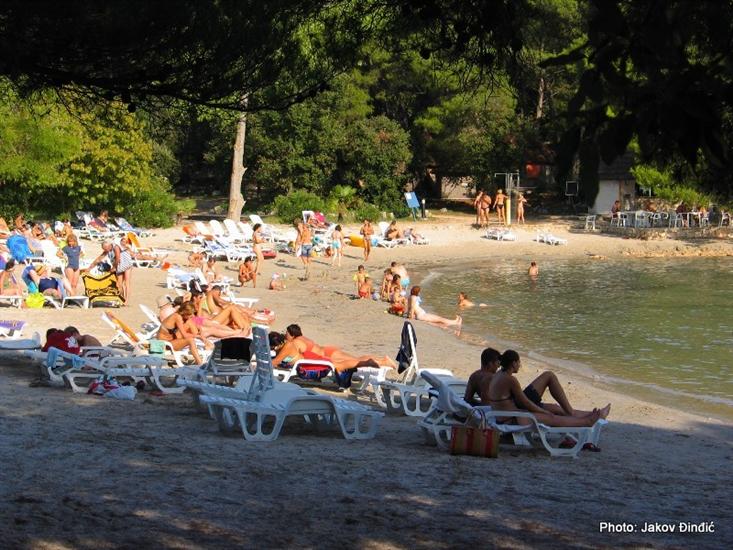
(192, 325), (383, 441)
(373, 322), (466, 416)
(417, 371), (607, 458)
(0, 333), (41, 351)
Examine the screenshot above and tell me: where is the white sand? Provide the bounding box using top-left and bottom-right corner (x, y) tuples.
(0, 215), (731, 548)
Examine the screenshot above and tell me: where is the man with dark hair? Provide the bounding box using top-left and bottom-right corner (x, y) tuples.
(64, 326), (102, 348)
(463, 347), (501, 405)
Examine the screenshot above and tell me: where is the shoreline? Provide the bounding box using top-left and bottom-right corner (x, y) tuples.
(2, 214), (732, 548)
(406, 255), (733, 423)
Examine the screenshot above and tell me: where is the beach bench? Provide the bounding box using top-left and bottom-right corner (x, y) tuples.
(193, 325), (383, 441)
(417, 371), (607, 458)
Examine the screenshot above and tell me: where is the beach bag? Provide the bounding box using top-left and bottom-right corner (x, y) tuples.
(450, 426), (499, 458)
(82, 272), (124, 307)
(25, 292), (45, 309)
(296, 364), (332, 381)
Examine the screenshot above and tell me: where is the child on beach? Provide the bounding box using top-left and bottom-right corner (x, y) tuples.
(388, 274), (406, 315)
(353, 265), (369, 296)
(60, 233), (82, 292)
(238, 257), (257, 287)
(380, 268), (393, 300)
(269, 273), (285, 291)
(516, 192), (528, 224)
(360, 219), (373, 262)
(331, 225), (344, 267)
(358, 276), (373, 299)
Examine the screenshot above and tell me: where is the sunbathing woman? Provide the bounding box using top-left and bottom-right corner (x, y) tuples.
(0, 260), (23, 297)
(157, 302), (212, 365)
(407, 286), (461, 328)
(488, 349), (610, 427)
(272, 324), (395, 386)
(188, 293), (250, 338)
(385, 221), (404, 241)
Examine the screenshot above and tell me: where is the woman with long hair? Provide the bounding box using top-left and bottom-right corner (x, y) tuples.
(407, 286), (461, 328)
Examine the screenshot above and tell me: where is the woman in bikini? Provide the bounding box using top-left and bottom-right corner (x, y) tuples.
(0, 259), (23, 297)
(488, 349), (610, 427)
(157, 302), (211, 365)
(407, 286), (462, 328)
(188, 293), (250, 338)
(272, 324), (396, 387)
(516, 192), (528, 224)
(252, 223), (265, 274)
(493, 189), (506, 225)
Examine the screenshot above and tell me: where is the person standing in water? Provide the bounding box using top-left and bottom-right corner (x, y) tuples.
(528, 261), (539, 278)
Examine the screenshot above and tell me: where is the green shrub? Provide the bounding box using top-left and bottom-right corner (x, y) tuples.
(124, 176), (192, 227)
(353, 202), (382, 222)
(272, 189), (326, 223)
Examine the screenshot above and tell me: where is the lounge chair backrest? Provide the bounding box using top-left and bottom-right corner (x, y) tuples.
(420, 371), (474, 417)
(103, 312), (141, 344)
(249, 214), (265, 226)
(209, 219), (227, 237)
(378, 221), (390, 237)
(396, 321), (419, 381)
(206, 337), (253, 374)
(247, 325), (274, 401)
(237, 221), (254, 240)
(194, 221), (211, 236)
(116, 217), (134, 231)
(223, 219), (244, 239)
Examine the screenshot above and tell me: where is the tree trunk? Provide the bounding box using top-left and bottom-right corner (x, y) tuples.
(227, 96), (248, 221)
(535, 75), (545, 119)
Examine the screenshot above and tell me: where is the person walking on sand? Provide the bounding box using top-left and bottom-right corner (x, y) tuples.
(516, 192), (528, 224)
(528, 261), (539, 278)
(331, 224), (344, 267)
(493, 188), (506, 225)
(295, 221), (313, 279)
(360, 219), (374, 262)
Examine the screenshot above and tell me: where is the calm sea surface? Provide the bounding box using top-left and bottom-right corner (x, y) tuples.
(416, 257), (733, 420)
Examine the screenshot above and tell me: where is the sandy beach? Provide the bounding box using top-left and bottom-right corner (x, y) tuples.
(1, 214), (731, 549)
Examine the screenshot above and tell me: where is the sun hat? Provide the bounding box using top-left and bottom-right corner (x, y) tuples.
(156, 295), (172, 308)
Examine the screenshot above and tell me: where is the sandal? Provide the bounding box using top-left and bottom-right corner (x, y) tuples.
(582, 442), (601, 452)
(558, 437), (576, 449)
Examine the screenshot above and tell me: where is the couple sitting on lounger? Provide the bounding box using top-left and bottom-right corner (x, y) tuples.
(464, 347), (610, 428)
(271, 324), (396, 388)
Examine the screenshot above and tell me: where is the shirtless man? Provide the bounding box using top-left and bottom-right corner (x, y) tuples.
(238, 257), (257, 287)
(389, 261), (409, 290)
(295, 221), (313, 279)
(528, 261), (539, 278)
(473, 191), (484, 227)
(205, 285), (254, 330)
(464, 347), (501, 405)
(360, 219), (374, 262)
(479, 191), (492, 228)
(493, 189), (506, 225)
(63, 326), (102, 347)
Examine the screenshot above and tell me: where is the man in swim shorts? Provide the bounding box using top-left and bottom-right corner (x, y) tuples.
(295, 221), (313, 279)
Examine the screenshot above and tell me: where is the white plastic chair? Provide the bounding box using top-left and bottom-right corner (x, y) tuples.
(190, 325), (383, 441)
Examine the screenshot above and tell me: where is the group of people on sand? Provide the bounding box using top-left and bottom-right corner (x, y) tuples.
(465, 347), (611, 436)
(351, 260), (463, 330)
(155, 282), (256, 364)
(473, 189), (528, 227)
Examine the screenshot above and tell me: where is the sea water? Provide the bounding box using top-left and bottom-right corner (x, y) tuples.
(416, 257), (733, 420)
